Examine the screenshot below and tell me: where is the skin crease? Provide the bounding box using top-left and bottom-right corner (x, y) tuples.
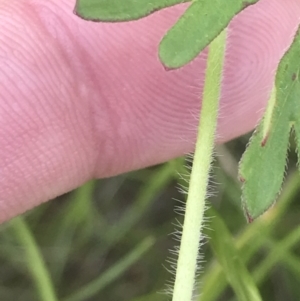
(0, 0), (300, 223)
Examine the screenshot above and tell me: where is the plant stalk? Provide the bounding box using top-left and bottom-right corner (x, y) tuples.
(172, 29), (227, 301)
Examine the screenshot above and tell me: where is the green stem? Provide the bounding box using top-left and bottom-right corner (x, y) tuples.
(10, 217), (58, 301)
(172, 29), (227, 301)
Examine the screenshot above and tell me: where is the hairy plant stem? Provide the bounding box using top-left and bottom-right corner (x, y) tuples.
(172, 29), (227, 301)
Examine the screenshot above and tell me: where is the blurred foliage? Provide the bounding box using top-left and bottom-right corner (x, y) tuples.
(1, 134), (300, 301)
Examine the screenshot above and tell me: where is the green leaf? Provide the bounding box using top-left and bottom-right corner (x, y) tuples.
(159, 0), (260, 69)
(239, 26), (300, 221)
(206, 208), (262, 301)
(74, 0), (189, 21)
(75, 0), (260, 68)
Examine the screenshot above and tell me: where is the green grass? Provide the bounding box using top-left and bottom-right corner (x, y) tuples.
(1, 136), (300, 301)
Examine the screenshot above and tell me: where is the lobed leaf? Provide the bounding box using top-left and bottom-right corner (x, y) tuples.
(159, 0), (260, 69)
(74, 0), (190, 22)
(239, 26), (300, 221)
(75, 0), (261, 68)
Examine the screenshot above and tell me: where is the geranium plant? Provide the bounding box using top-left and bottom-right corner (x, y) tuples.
(73, 0), (300, 300)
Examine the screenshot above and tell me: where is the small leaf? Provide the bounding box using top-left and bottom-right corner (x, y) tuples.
(74, 0), (190, 22)
(239, 26), (300, 220)
(159, 0), (260, 69)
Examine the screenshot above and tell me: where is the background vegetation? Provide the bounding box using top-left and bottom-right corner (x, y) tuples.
(1, 133), (300, 301)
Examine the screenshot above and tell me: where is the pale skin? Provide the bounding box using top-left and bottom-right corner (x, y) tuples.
(0, 0), (300, 223)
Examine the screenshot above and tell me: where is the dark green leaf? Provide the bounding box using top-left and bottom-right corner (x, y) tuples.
(239, 26), (300, 220)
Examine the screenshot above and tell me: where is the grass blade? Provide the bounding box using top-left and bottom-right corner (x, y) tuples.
(63, 236), (155, 301)
(9, 217), (58, 301)
(207, 208), (262, 301)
